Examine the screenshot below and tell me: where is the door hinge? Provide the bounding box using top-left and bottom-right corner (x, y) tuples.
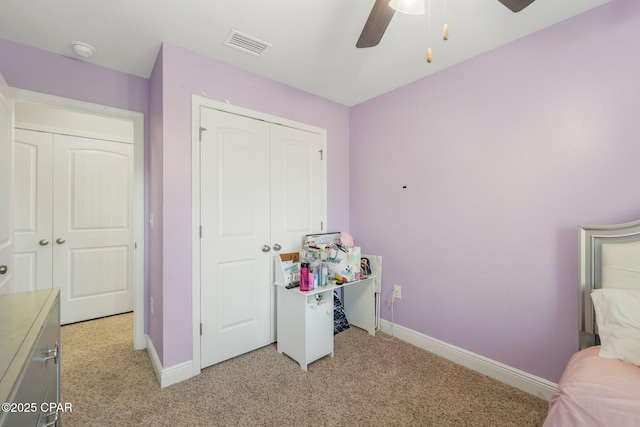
(319, 149), (323, 161)
(321, 221), (324, 231)
(134, 242), (137, 249)
(199, 127), (207, 142)
(199, 225), (203, 238)
(200, 323), (203, 336)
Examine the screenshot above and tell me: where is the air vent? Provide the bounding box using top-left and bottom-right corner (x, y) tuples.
(223, 29), (271, 57)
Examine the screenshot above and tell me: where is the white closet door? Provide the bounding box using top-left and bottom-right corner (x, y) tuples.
(200, 107), (272, 368)
(0, 75), (13, 295)
(270, 124), (324, 254)
(53, 134), (134, 324)
(13, 129), (54, 293)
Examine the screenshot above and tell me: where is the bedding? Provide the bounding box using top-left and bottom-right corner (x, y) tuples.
(543, 346), (640, 427)
(551, 219), (640, 427)
(591, 288), (640, 365)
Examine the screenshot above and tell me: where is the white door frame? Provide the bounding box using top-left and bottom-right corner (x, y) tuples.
(0, 74), (14, 295)
(14, 88), (146, 350)
(191, 95), (327, 376)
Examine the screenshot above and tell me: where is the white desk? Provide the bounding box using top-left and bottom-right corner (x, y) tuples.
(275, 276), (376, 370)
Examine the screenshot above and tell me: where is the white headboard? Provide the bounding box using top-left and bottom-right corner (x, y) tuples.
(579, 219), (640, 349)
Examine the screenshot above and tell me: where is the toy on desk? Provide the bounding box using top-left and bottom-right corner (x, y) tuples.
(333, 264), (360, 283)
(340, 232), (355, 247)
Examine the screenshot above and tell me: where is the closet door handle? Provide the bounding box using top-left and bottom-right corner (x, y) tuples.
(0, 265), (6, 275)
(261, 245), (271, 253)
(56, 238), (66, 245)
(272, 243), (281, 251)
(39, 239), (50, 246)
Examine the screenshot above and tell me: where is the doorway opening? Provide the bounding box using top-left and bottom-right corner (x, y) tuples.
(13, 89), (145, 350)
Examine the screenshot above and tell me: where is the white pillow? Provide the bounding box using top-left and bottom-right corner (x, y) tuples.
(591, 288), (640, 366)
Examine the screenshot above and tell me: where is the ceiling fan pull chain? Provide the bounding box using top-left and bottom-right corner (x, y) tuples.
(443, 0), (449, 40)
(426, 0), (433, 63)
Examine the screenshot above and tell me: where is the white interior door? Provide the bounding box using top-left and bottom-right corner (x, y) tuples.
(0, 74), (14, 294)
(198, 106), (326, 368)
(200, 107), (272, 368)
(53, 134), (134, 324)
(270, 124), (324, 253)
(13, 129), (53, 293)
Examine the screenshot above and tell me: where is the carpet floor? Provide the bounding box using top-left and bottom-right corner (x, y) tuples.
(60, 313), (548, 426)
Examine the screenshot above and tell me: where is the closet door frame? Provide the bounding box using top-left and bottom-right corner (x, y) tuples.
(191, 95), (327, 377)
(14, 89), (146, 351)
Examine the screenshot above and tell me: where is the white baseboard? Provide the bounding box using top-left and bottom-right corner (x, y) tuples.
(379, 320), (557, 400)
(145, 334), (194, 388)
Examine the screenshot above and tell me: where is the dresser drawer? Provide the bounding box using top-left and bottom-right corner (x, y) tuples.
(0, 290), (60, 427)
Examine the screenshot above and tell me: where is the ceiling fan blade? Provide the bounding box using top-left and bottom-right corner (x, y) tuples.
(356, 0), (396, 48)
(497, 0), (536, 13)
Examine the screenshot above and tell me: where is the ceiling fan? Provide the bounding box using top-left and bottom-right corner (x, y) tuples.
(356, 0), (536, 48)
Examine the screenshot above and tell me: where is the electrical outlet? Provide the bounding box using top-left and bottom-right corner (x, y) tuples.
(393, 284), (402, 299)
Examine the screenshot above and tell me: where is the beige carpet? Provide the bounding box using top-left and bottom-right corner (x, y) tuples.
(60, 313), (548, 426)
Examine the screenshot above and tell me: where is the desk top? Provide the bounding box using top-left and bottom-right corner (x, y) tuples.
(275, 275), (375, 296)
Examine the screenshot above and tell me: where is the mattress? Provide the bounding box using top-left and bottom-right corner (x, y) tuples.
(543, 346), (640, 427)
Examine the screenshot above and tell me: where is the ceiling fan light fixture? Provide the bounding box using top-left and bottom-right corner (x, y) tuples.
(71, 41), (95, 58)
(389, 0), (425, 15)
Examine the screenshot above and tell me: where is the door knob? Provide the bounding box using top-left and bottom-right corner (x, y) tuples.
(273, 243), (282, 251)
(261, 245), (271, 253)
(0, 265), (6, 275)
(39, 239), (49, 246)
(56, 238), (66, 245)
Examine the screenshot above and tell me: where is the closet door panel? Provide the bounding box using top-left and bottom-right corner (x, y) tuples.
(13, 129), (53, 293)
(200, 107), (271, 368)
(270, 124), (324, 254)
(53, 134), (133, 324)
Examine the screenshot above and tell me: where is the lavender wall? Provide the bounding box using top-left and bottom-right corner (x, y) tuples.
(349, 0), (640, 382)
(0, 39), (148, 114)
(156, 43), (350, 366)
(147, 48), (164, 359)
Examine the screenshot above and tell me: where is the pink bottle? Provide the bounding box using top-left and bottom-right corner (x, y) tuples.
(300, 263), (309, 291)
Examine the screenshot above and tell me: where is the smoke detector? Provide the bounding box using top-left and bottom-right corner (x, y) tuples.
(71, 41), (95, 58)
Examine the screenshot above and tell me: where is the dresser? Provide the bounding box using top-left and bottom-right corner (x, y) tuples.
(0, 289), (61, 427)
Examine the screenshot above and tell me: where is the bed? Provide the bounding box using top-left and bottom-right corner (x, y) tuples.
(543, 219), (640, 427)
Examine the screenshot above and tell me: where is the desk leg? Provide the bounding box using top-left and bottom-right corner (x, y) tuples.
(342, 278), (376, 335)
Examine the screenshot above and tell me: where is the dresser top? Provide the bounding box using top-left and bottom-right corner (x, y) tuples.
(0, 289), (59, 402)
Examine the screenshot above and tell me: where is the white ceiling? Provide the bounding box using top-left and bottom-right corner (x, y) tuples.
(0, 0), (611, 106)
